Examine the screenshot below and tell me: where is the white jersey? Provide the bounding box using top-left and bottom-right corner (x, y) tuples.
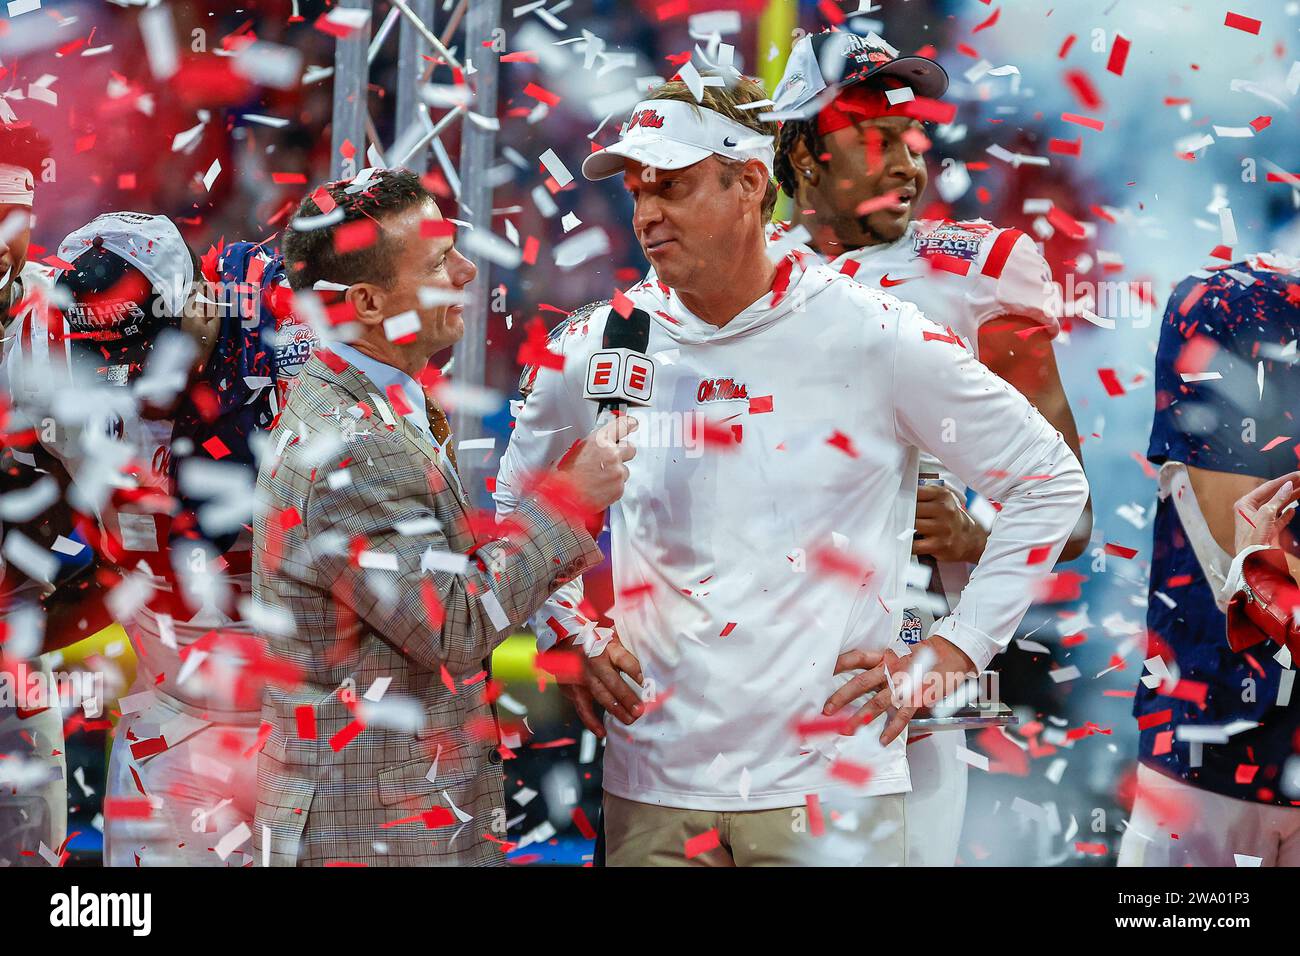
(496, 255), (1087, 811)
(779, 218), (1063, 604)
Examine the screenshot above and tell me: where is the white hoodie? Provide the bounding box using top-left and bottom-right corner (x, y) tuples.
(496, 253), (1087, 811)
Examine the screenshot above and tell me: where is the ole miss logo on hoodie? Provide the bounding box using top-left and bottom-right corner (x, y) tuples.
(697, 377), (749, 403)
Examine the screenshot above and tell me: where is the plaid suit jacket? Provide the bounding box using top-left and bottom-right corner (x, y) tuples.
(251, 351), (602, 866)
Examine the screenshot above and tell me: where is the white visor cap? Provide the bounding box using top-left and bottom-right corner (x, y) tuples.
(581, 99), (775, 182)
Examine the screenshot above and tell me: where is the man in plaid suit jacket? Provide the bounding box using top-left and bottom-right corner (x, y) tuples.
(252, 169), (634, 866)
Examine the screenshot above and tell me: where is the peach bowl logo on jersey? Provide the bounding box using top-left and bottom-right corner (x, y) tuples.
(274, 321), (318, 379)
(914, 231), (982, 260)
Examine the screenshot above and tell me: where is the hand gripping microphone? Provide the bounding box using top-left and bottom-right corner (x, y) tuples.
(582, 305), (656, 422)
(577, 305), (655, 538)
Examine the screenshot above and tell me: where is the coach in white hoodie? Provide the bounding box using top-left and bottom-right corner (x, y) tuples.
(496, 76), (1088, 866)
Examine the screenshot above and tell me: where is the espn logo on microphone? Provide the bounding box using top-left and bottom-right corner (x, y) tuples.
(583, 348), (655, 406)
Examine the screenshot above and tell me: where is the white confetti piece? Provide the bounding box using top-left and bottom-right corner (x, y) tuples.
(363, 676), (391, 702)
(457, 437), (495, 452)
(554, 227), (610, 269)
(358, 550), (399, 572)
(215, 822), (251, 861)
(443, 791), (473, 823)
(201, 158), (222, 192)
(139, 4), (179, 80)
(1049, 665), (1081, 683)
(383, 310), (421, 341)
(538, 147), (573, 188)
(7, 0), (41, 17)
(425, 743), (443, 783)
(479, 587), (510, 632)
(956, 746), (989, 771)
(705, 752), (731, 784)
(1278, 670), (1295, 707)
(420, 547), (468, 575)
(1234, 853), (1263, 867)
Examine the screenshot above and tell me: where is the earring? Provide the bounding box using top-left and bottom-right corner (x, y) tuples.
(802, 168), (813, 179)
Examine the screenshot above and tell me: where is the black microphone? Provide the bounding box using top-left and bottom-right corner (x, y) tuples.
(583, 306), (656, 418)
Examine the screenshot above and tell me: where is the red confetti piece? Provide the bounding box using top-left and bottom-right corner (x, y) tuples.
(295, 705), (316, 739)
(1026, 545), (1052, 564)
(571, 807), (597, 840)
(316, 348), (349, 374)
(310, 186), (337, 214)
(329, 719), (365, 752)
(1104, 543), (1138, 559)
(1057, 34), (1076, 59)
(1236, 764), (1259, 784)
(421, 218), (455, 238)
(806, 793), (825, 837)
(522, 236), (540, 265)
(927, 252), (973, 277)
(748, 395), (773, 414)
(1165, 679), (1209, 708)
(1035, 569), (1087, 603)
(1061, 112), (1105, 131)
(829, 758), (873, 787)
(1049, 137), (1081, 157)
(1075, 841), (1107, 856)
(684, 828), (721, 859)
(1138, 709), (1173, 730)
(972, 6), (1000, 33)
(385, 383), (414, 417)
(1063, 70), (1103, 110)
(103, 798), (153, 820)
(421, 807), (457, 828)
(334, 219), (378, 254)
(129, 736), (168, 760)
(817, 0), (845, 24)
(272, 172), (307, 185)
(535, 648), (583, 682)
(202, 436), (231, 459)
(421, 580), (446, 629)
(611, 289), (634, 318)
(901, 97), (958, 125)
(1046, 205), (1086, 240)
(440, 664), (457, 695)
(523, 81), (560, 107)
(1261, 436), (1292, 452)
(826, 431), (860, 458)
(1250, 115), (1271, 132)
(719, 622), (737, 638)
(1224, 12), (1261, 34)
(1106, 33), (1130, 76)
(1209, 244), (1233, 261)
(1153, 729), (1174, 755)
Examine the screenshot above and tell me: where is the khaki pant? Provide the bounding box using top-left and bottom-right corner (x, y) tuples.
(1118, 764), (1300, 867)
(603, 791), (905, 867)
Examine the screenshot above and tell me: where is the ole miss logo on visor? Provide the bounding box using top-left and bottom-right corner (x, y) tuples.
(627, 109), (666, 131)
